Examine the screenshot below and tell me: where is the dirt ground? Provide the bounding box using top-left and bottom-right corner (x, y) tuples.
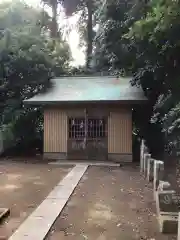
(46, 165), (176, 240)
(0, 161), (72, 239)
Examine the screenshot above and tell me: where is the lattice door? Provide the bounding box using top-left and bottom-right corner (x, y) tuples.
(67, 110), (108, 160)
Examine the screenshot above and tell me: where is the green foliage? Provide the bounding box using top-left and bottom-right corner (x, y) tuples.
(125, 0), (180, 154)
(42, 0), (83, 38)
(42, 0), (95, 68)
(0, 0), (50, 35)
(93, 0), (140, 73)
(0, 1), (71, 155)
(93, 0), (180, 157)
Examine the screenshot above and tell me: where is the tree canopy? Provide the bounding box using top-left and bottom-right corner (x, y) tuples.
(0, 0), (51, 35)
(42, 0), (99, 68)
(0, 0), (71, 155)
(93, 0), (180, 157)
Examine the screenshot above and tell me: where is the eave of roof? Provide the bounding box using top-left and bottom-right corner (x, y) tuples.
(24, 76), (147, 105)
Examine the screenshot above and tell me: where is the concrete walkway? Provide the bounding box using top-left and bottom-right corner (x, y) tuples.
(49, 160), (121, 167)
(8, 164), (88, 240)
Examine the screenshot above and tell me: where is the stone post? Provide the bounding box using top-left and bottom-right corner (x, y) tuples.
(153, 160), (164, 193)
(143, 153), (151, 178)
(143, 153), (147, 173)
(156, 180), (179, 235)
(140, 140), (145, 173)
(178, 212), (180, 239)
(157, 190), (178, 234)
(147, 158), (154, 182)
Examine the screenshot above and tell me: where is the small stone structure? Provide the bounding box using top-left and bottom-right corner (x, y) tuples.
(140, 140), (180, 236)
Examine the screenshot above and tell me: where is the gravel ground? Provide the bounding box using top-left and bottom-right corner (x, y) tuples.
(46, 165), (176, 240)
(0, 161), (72, 239)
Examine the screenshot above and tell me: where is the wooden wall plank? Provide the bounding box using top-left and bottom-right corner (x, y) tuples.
(108, 109), (132, 154)
(44, 108), (67, 152)
(44, 106), (132, 155)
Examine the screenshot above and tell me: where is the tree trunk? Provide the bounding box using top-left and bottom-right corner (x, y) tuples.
(86, 0), (93, 70)
(51, 0), (58, 38)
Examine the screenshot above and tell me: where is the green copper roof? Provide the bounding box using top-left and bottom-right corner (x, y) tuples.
(24, 76), (147, 104)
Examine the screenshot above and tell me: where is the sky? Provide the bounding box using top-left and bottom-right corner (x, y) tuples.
(63, 14), (86, 66)
(0, 0), (85, 66)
